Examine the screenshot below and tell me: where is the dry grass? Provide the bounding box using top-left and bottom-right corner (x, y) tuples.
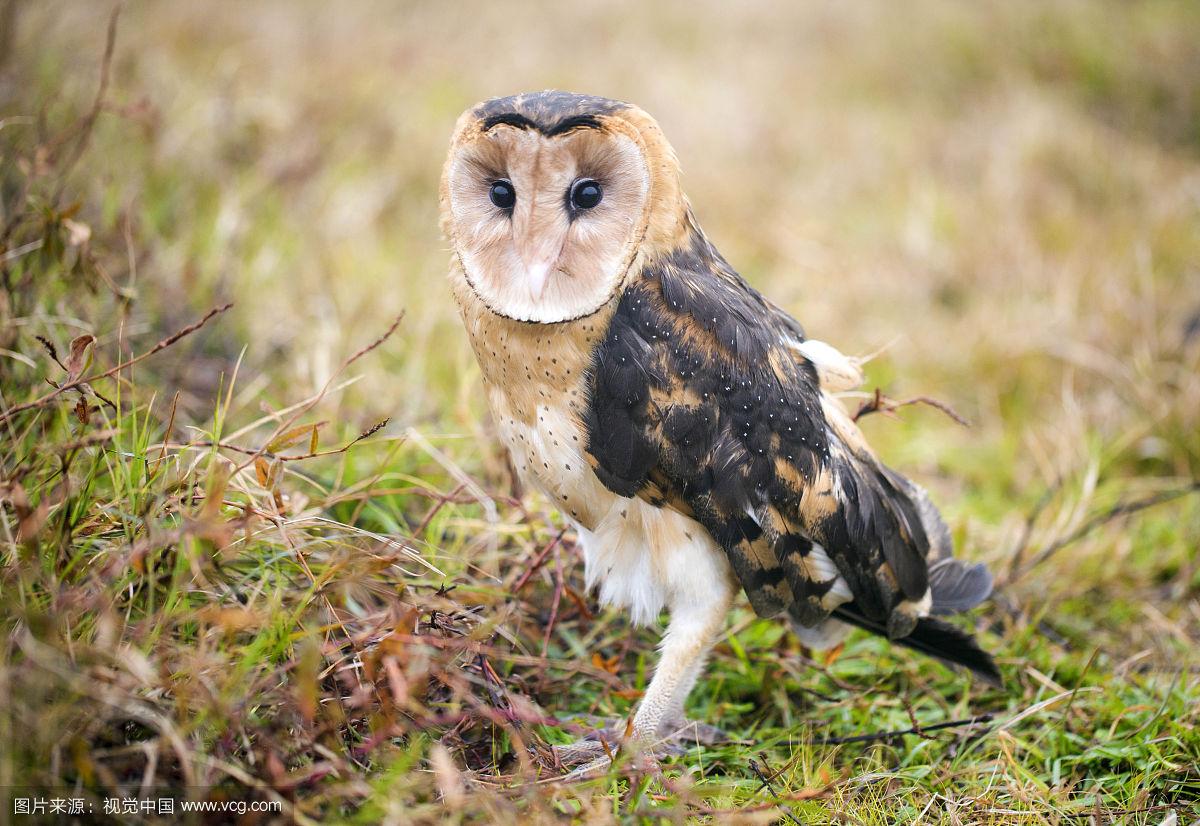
(2, 1), (1199, 823)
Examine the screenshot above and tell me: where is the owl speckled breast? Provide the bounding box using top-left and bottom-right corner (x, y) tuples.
(451, 267), (620, 528)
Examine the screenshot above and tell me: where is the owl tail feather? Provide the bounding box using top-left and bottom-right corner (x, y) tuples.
(928, 557), (994, 615)
(833, 603), (1003, 687)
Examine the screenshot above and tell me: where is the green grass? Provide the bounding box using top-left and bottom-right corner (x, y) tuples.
(2, 1), (1199, 823)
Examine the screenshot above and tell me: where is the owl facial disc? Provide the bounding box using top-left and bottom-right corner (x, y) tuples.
(442, 97), (653, 323)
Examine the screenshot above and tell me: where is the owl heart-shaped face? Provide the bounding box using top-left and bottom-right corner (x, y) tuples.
(442, 93), (658, 324)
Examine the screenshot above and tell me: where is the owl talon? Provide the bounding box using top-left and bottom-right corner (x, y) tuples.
(660, 718), (731, 747)
(553, 718), (725, 775)
(553, 737), (615, 768)
(552, 715), (636, 769)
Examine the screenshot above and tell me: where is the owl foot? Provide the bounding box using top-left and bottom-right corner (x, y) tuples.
(552, 735), (618, 768)
(551, 717), (731, 775)
(550, 717), (624, 768)
(556, 741), (665, 781)
(659, 717), (731, 747)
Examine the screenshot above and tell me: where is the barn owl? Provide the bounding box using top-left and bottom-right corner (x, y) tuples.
(440, 91), (998, 774)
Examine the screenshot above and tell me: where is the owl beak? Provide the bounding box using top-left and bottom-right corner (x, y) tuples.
(524, 259), (553, 300)
(519, 242), (563, 300)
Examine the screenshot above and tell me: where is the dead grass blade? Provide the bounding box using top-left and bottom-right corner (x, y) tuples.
(0, 303), (233, 422)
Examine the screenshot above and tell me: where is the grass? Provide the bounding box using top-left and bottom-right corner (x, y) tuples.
(2, 1), (1199, 823)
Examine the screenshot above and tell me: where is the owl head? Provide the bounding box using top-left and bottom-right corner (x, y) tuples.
(441, 91), (686, 323)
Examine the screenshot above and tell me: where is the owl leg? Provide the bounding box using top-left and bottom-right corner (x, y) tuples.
(629, 583), (734, 743)
(658, 657), (730, 746)
(558, 582), (734, 777)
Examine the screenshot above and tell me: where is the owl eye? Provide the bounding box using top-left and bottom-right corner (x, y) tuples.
(569, 178), (603, 211)
(489, 179), (516, 210)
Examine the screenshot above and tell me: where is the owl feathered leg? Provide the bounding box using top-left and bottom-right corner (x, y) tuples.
(659, 657), (728, 744)
(631, 583), (734, 741)
(557, 576), (734, 776)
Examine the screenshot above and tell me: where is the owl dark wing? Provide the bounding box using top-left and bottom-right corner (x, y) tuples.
(582, 224), (998, 682)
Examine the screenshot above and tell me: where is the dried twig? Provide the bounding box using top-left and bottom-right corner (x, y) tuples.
(851, 387), (969, 427)
(277, 417), (390, 461)
(0, 303), (232, 423)
(232, 312), (403, 476)
(191, 418), (392, 462)
(404, 426), (499, 558)
(780, 713), (995, 747)
(413, 482), (467, 537)
(513, 528), (566, 593)
(150, 390), (180, 477)
(345, 313), (404, 367)
(540, 543), (566, 660)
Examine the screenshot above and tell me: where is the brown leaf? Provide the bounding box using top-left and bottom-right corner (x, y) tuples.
(193, 516), (234, 551)
(267, 423), (319, 454)
(591, 652), (621, 674)
(383, 657), (410, 708)
(74, 397), (91, 425)
(254, 456), (272, 488)
(65, 334), (96, 382)
(2, 481), (57, 544)
(821, 642), (846, 667)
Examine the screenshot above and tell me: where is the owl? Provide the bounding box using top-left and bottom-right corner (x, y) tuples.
(440, 91), (998, 774)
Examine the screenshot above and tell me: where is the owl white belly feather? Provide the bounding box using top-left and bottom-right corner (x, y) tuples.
(493, 394), (732, 626)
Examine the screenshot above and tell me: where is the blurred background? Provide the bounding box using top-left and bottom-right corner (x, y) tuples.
(11, 0), (1198, 478)
(2, 0), (1199, 818)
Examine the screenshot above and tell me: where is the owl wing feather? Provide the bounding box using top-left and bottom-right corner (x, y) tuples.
(582, 219), (999, 682)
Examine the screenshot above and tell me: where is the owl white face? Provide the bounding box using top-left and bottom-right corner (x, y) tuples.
(445, 123), (651, 323)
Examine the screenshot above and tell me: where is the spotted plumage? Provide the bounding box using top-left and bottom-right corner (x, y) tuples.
(441, 91), (998, 772)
